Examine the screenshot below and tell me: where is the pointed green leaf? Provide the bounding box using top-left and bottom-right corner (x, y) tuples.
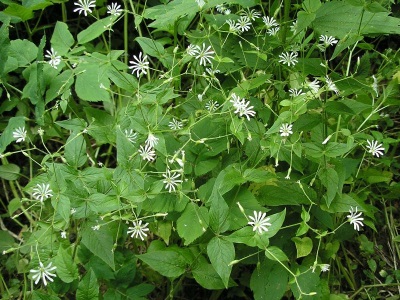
(77, 16), (118, 44)
(292, 237), (313, 258)
(51, 22), (74, 55)
(265, 246), (288, 262)
(209, 190), (230, 233)
(250, 260), (288, 300)
(81, 225), (115, 270)
(54, 247), (78, 283)
(207, 237), (235, 288)
(64, 132), (87, 168)
(177, 203), (209, 245)
(192, 263), (226, 290)
(76, 269), (99, 300)
(137, 250), (187, 278)
(0, 164), (20, 180)
(318, 167), (339, 207)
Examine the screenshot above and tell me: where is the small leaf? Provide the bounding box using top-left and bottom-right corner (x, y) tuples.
(207, 236), (235, 288)
(318, 167), (339, 207)
(209, 190), (230, 233)
(265, 246), (288, 262)
(292, 237), (313, 258)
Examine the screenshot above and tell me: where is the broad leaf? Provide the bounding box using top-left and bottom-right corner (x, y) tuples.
(250, 260), (288, 300)
(137, 249), (187, 278)
(177, 203), (209, 245)
(192, 263), (226, 290)
(64, 131), (87, 168)
(51, 22), (74, 55)
(207, 236), (235, 288)
(54, 247), (78, 283)
(77, 16), (118, 44)
(76, 269), (99, 300)
(81, 225), (115, 270)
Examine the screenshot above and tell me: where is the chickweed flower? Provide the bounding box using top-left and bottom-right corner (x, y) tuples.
(195, 43), (215, 66)
(306, 78), (321, 94)
(195, 0), (205, 9)
(60, 231), (67, 239)
(347, 206), (364, 231)
(267, 27), (280, 36)
(278, 52), (298, 67)
(279, 123), (293, 137)
(320, 264), (330, 272)
(32, 183), (53, 202)
(145, 133), (159, 148)
(240, 9), (261, 21)
(366, 140), (385, 157)
(318, 35), (338, 51)
(129, 52), (149, 77)
(91, 225), (100, 230)
(226, 19), (239, 33)
(205, 100), (220, 112)
(168, 118), (183, 130)
(30, 262), (57, 286)
(289, 88), (305, 97)
(262, 16), (278, 29)
(107, 2), (123, 16)
(45, 48), (61, 69)
(138, 144), (156, 162)
(230, 94), (256, 121)
(186, 44), (200, 56)
(127, 220), (150, 240)
(124, 129), (138, 143)
(235, 16), (252, 32)
(73, 0), (96, 16)
(248, 211), (271, 234)
(325, 76), (339, 95)
(13, 127), (27, 143)
(234, 99), (256, 121)
(162, 169), (183, 192)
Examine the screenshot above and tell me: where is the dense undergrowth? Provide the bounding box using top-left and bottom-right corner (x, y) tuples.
(0, 0), (400, 299)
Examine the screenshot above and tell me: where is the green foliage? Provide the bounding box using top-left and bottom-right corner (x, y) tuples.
(1, 0), (399, 299)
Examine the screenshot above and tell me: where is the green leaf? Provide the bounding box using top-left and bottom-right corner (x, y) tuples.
(126, 283), (155, 299)
(313, 0), (400, 38)
(52, 195), (70, 224)
(81, 225), (115, 270)
(250, 260), (288, 300)
(0, 231), (15, 254)
(265, 246), (288, 262)
(0, 20), (10, 77)
(318, 167), (339, 207)
(8, 39), (37, 68)
(0, 116), (25, 153)
(195, 158), (219, 176)
(0, 164), (20, 180)
(84, 107), (115, 144)
(254, 182), (314, 206)
(264, 209), (286, 239)
(192, 263), (226, 290)
(75, 63), (111, 102)
(207, 237), (235, 288)
(177, 203), (209, 245)
(54, 247), (78, 283)
(8, 198), (21, 216)
(51, 22), (74, 55)
(137, 250), (187, 278)
(292, 237), (313, 258)
(77, 16), (118, 44)
(209, 190), (230, 233)
(76, 269), (99, 300)
(136, 37), (165, 58)
(46, 70), (74, 102)
(64, 132), (87, 168)
(3, 3), (34, 21)
(32, 291), (60, 300)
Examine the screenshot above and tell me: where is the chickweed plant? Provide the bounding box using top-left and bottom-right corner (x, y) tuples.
(1, 0), (399, 299)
